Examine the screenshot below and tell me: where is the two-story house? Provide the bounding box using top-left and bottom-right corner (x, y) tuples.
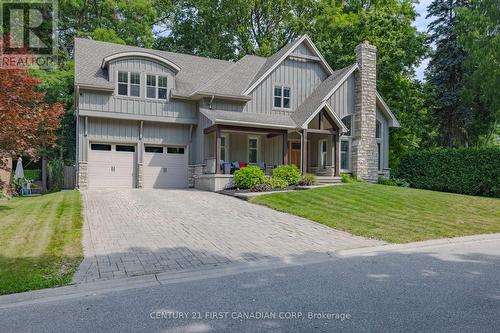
(75, 35), (399, 191)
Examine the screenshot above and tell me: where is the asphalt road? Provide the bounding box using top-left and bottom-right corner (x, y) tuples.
(1, 237), (499, 333)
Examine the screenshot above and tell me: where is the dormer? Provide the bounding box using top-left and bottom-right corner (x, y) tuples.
(101, 52), (180, 101)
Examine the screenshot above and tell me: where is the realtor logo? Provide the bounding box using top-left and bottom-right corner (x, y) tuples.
(0, 0), (58, 69)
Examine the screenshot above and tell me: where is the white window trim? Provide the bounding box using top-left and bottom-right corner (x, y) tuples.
(340, 138), (351, 172)
(319, 139), (327, 169)
(145, 73), (169, 101)
(247, 136), (260, 163)
(273, 85), (292, 110)
(117, 71), (141, 98)
(220, 134), (229, 162)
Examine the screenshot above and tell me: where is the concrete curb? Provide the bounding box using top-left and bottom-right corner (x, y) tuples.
(0, 253), (336, 309)
(337, 233), (500, 257)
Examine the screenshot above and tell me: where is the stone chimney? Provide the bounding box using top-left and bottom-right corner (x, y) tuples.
(352, 40), (378, 181)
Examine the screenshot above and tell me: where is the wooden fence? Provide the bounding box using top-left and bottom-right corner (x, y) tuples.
(63, 166), (76, 189)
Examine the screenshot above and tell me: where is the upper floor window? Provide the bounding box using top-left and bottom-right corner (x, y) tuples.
(118, 71), (140, 97)
(376, 120), (382, 139)
(146, 74), (168, 100)
(274, 85), (291, 109)
(342, 115), (352, 137)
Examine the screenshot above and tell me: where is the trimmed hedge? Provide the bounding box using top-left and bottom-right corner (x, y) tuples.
(272, 164), (301, 186)
(394, 148), (500, 197)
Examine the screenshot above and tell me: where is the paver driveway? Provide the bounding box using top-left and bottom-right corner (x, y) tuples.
(74, 189), (383, 283)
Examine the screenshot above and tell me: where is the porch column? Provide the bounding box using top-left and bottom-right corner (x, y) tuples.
(283, 131), (288, 165)
(302, 129), (308, 174)
(215, 127), (221, 174)
(335, 132), (341, 176)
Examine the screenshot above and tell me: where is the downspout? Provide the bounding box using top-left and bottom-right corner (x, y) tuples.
(208, 95), (215, 110)
(295, 129), (303, 174)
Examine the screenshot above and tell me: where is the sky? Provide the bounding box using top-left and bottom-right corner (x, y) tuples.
(413, 0), (433, 80)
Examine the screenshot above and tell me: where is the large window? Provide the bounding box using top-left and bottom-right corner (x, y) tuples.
(273, 85), (291, 109)
(118, 71), (140, 97)
(146, 74), (168, 100)
(220, 134), (228, 162)
(319, 139), (327, 169)
(341, 140), (350, 170)
(248, 137), (259, 163)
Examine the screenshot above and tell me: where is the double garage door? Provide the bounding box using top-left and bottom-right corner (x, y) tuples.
(87, 143), (187, 189)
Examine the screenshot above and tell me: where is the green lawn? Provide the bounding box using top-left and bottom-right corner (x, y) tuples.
(0, 191), (83, 295)
(251, 183), (500, 243)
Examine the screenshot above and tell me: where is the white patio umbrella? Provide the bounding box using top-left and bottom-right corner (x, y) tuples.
(14, 157), (24, 180)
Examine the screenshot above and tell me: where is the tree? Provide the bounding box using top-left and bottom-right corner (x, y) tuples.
(425, 0), (472, 147)
(154, 0), (317, 60)
(30, 61), (76, 163)
(0, 68), (64, 190)
(312, 0), (432, 167)
(457, 0), (500, 146)
(58, 0), (162, 49)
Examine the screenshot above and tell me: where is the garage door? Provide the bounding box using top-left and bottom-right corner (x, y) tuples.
(143, 145), (188, 188)
(87, 143), (136, 188)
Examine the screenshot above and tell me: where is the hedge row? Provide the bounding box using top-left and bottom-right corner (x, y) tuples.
(394, 148), (500, 197)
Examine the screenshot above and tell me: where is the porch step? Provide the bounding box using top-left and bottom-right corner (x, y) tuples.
(316, 176), (342, 184)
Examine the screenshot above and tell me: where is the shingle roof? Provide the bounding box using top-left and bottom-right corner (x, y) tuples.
(74, 38), (233, 96)
(291, 64), (358, 128)
(200, 108), (296, 129)
(197, 55), (267, 97)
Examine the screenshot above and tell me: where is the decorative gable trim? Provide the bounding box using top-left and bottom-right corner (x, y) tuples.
(301, 101), (348, 133)
(242, 35), (334, 95)
(101, 51), (181, 73)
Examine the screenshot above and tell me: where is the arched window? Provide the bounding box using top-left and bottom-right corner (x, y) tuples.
(341, 115), (352, 137)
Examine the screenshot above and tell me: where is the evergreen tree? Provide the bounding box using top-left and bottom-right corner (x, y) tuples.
(425, 0), (472, 147)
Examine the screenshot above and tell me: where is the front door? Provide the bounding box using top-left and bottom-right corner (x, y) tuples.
(289, 141), (301, 168)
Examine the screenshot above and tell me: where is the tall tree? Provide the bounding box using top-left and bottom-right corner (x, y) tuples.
(457, 0), (500, 146)
(58, 0), (162, 50)
(0, 68), (64, 189)
(425, 0), (471, 147)
(313, 0), (432, 166)
(154, 0), (317, 60)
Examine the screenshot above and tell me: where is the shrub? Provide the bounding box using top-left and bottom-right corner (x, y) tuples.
(377, 177), (409, 188)
(394, 147), (500, 197)
(48, 158), (64, 192)
(24, 169), (41, 181)
(251, 183), (272, 192)
(340, 173), (360, 183)
(298, 173), (317, 186)
(233, 165), (265, 189)
(268, 177), (288, 189)
(272, 164), (301, 186)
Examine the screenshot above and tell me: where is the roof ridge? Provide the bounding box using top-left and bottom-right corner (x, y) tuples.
(74, 37), (232, 65)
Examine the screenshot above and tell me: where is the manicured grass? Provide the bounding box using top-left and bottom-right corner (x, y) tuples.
(0, 191), (83, 295)
(251, 183), (500, 243)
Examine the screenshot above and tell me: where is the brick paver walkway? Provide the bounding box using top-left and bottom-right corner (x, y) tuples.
(74, 189), (383, 283)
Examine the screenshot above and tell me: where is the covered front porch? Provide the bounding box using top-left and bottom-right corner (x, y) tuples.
(194, 107), (345, 191)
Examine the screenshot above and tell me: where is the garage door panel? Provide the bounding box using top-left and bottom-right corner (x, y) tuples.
(88, 150), (113, 188)
(143, 146), (187, 188)
(87, 143), (136, 188)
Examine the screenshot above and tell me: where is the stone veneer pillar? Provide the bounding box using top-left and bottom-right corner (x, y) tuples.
(78, 161), (88, 189)
(137, 163), (143, 188)
(351, 41), (378, 182)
